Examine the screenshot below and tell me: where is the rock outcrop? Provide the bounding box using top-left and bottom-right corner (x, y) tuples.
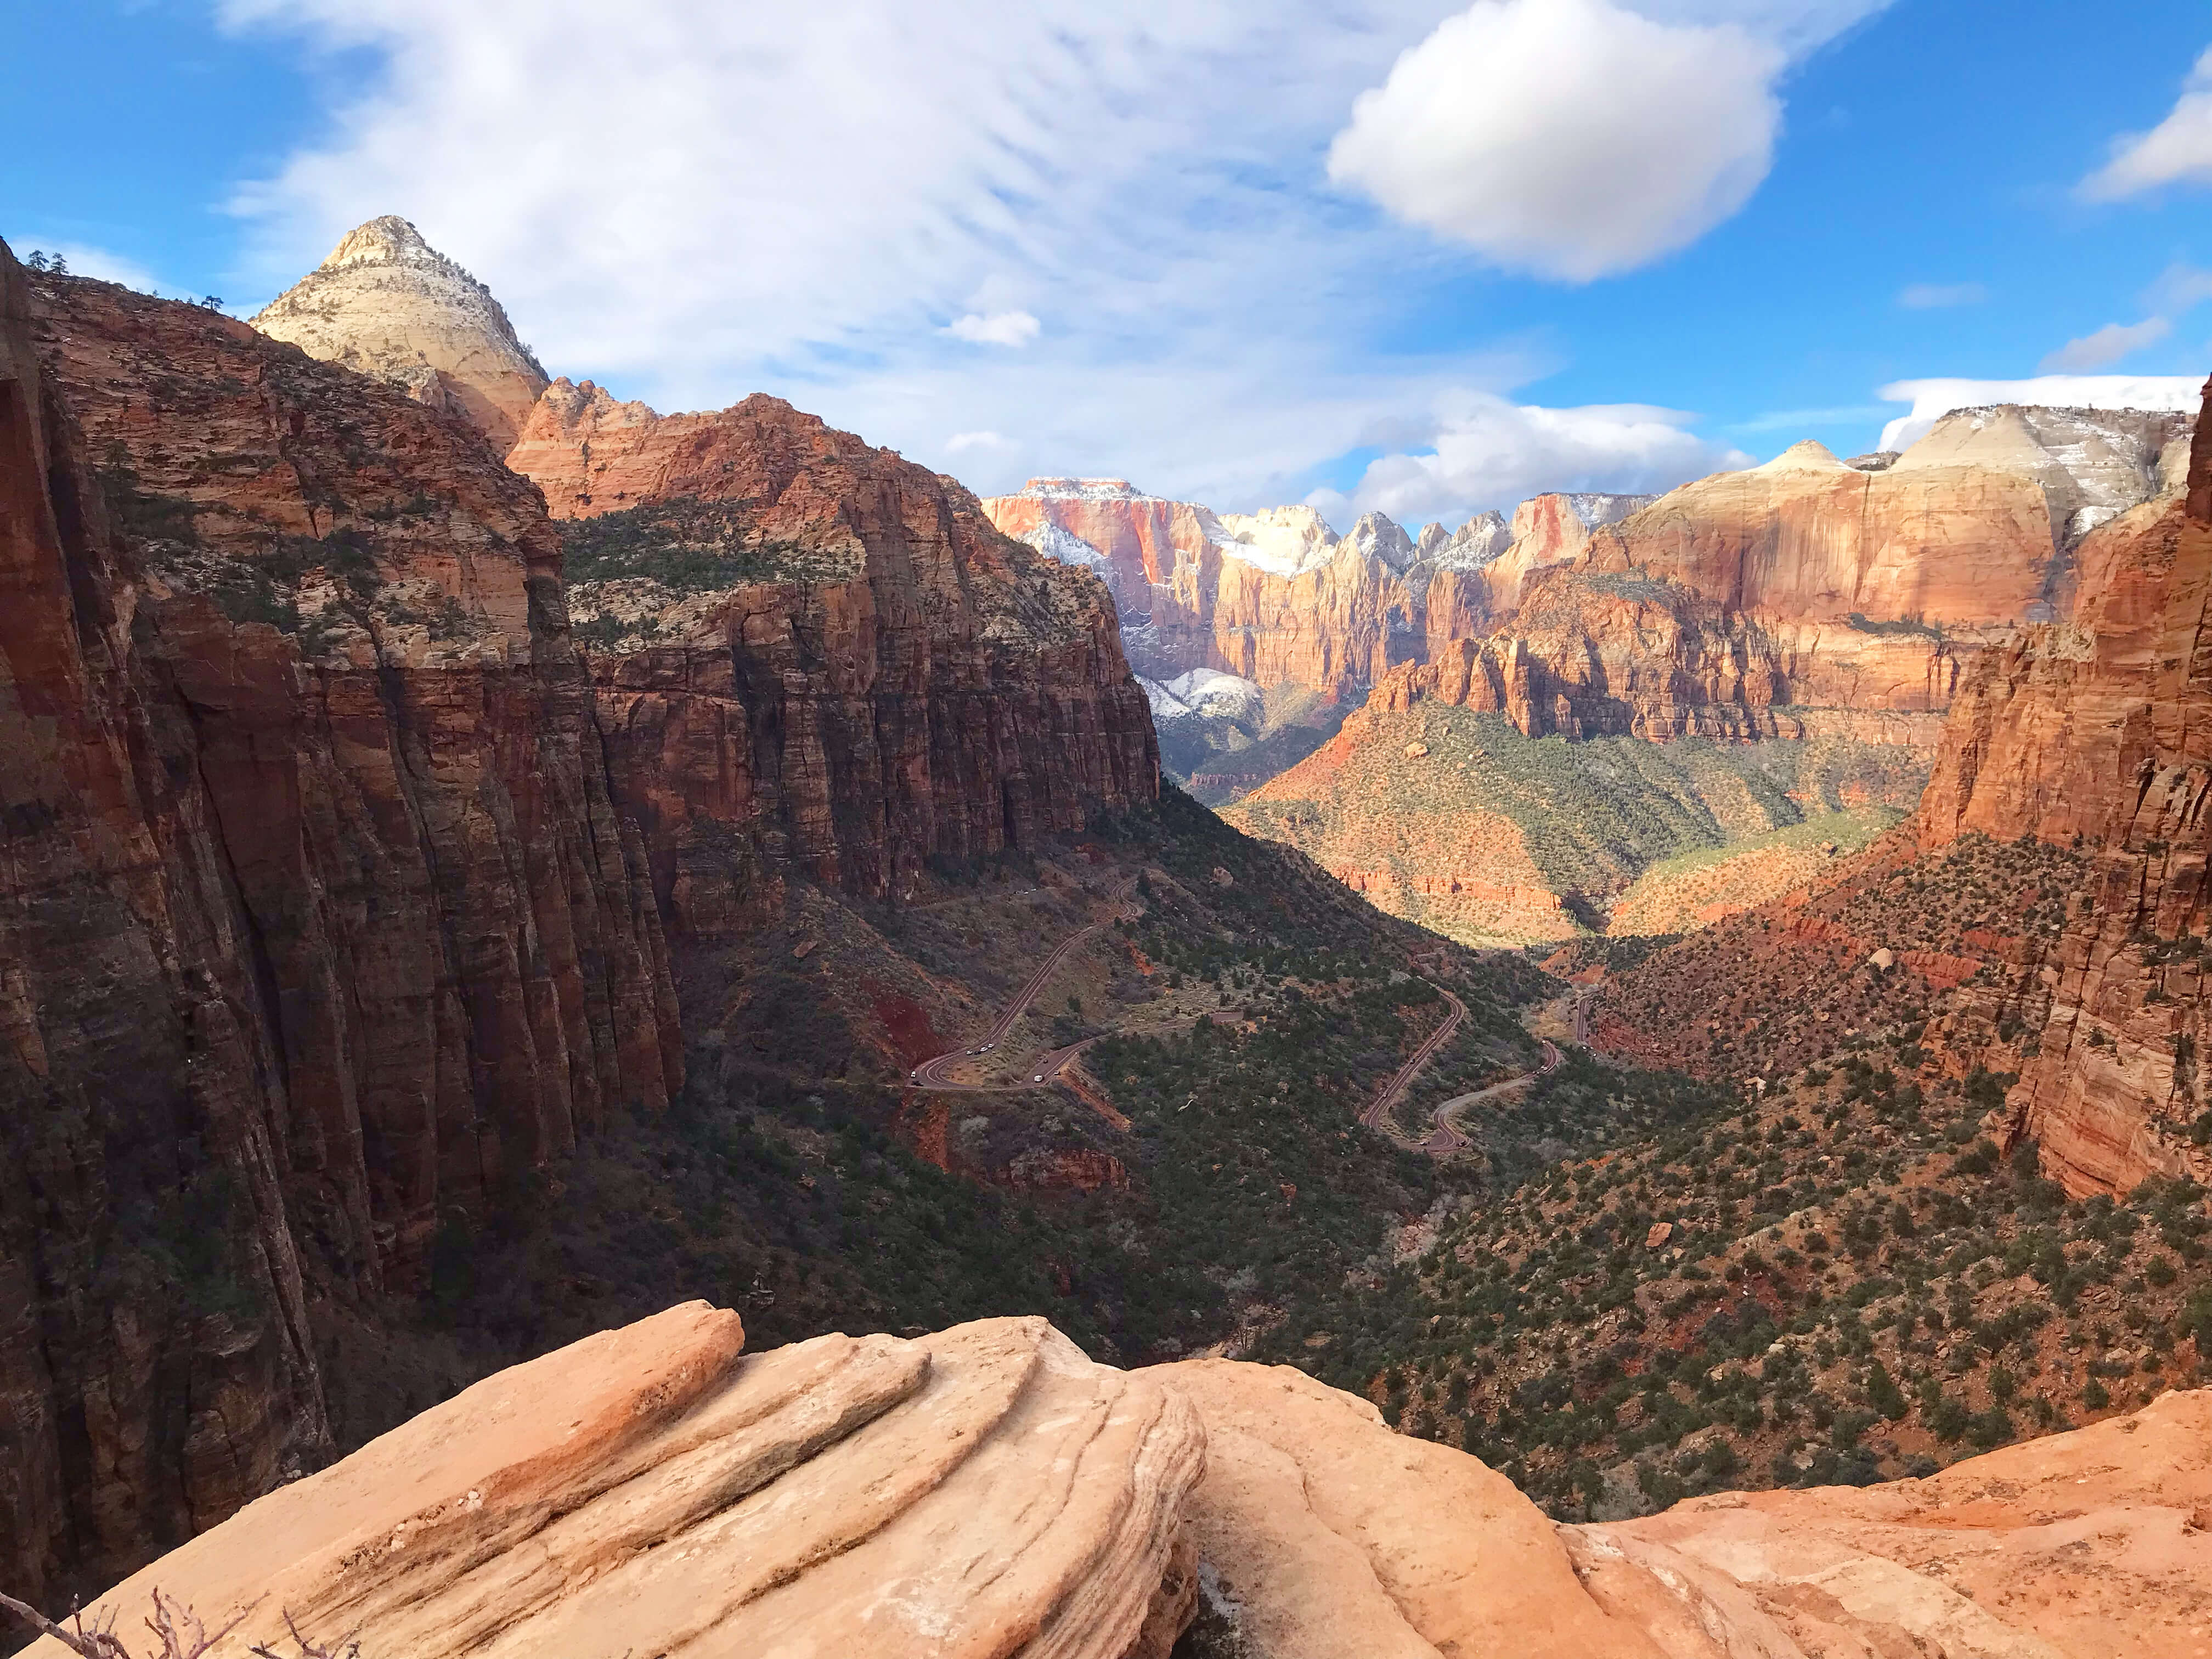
(3, 247), (679, 1611)
(1912, 376), (2212, 1197)
(21, 1305), (1206, 1659)
(251, 216), (550, 448)
(1575, 1387), (2212, 1658)
(29, 1304), (2210, 1659)
(506, 381), (1159, 915)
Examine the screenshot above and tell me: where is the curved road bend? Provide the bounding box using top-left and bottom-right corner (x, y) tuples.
(911, 877), (1139, 1090)
(1360, 986), (1468, 1136)
(1421, 1037), (1562, 1155)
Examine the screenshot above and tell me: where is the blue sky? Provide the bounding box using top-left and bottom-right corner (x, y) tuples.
(5, 0), (2209, 528)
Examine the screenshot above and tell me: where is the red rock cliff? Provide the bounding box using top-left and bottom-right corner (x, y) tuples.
(509, 382), (1159, 922)
(1916, 376), (2212, 1197)
(2, 253), (680, 1607)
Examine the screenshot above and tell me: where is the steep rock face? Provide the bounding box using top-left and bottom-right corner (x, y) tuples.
(507, 382), (1158, 916)
(3, 255), (680, 1606)
(1419, 409), (2194, 746)
(34, 1304), (2210, 1659)
(0, 244), (331, 1619)
(980, 477), (1443, 695)
(1915, 377), (2212, 1197)
(250, 217), (550, 449)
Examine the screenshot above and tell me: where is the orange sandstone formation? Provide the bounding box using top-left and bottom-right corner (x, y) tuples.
(27, 1304), (2211, 1659)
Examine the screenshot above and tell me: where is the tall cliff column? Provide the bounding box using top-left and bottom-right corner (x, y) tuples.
(0, 242), (329, 1613)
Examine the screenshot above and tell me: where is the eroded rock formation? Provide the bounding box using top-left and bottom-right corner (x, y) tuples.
(27, 1305), (2210, 1659)
(250, 216), (550, 448)
(506, 381), (1159, 916)
(1914, 376), (2212, 1197)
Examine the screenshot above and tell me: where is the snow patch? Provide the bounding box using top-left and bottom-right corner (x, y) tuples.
(1210, 505), (1340, 578)
(1011, 477), (1156, 503)
(1138, 669), (1265, 724)
(1020, 521), (1111, 569)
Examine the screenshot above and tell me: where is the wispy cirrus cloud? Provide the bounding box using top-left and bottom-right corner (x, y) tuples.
(2079, 44), (2212, 201)
(215, 0), (1889, 515)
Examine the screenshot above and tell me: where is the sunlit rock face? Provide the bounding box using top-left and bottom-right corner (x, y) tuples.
(1916, 378), (2212, 1198)
(505, 381), (1159, 916)
(251, 215), (551, 448)
(33, 1302), (2212, 1659)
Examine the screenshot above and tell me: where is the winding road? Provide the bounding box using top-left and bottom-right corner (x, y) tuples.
(1359, 985), (1467, 1135)
(1360, 980), (1570, 1156)
(910, 878), (1137, 1091)
(1419, 1038), (1562, 1155)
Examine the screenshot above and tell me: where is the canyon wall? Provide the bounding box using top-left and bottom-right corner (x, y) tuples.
(3, 241), (1159, 1610)
(1, 248), (684, 1613)
(980, 476), (1668, 702)
(1914, 377), (2212, 1197)
(507, 381), (1159, 921)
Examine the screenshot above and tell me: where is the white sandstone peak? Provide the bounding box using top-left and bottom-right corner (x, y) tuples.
(251, 215), (550, 449)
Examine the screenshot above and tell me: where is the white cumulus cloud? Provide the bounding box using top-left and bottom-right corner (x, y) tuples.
(2079, 45), (2212, 201)
(945, 311), (1041, 347)
(1313, 392), (1752, 528)
(2039, 318), (2174, 374)
(1876, 375), (2207, 452)
(1325, 0), (1786, 280)
(945, 430), (1016, 453)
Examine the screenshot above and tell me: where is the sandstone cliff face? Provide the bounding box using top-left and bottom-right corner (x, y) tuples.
(507, 382), (1159, 916)
(31, 1304), (2211, 1659)
(251, 216), (550, 449)
(980, 478), (1448, 695)
(1914, 378), (2212, 1198)
(2, 254), (680, 1609)
(0, 242), (331, 1621)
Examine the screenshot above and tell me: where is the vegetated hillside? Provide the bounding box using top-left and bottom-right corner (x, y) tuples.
(1153, 681), (1353, 806)
(1606, 806), (1903, 936)
(325, 783), (1558, 1452)
(1252, 1040), (2210, 1523)
(1227, 702), (1926, 945)
(1593, 830), (2090, 1085)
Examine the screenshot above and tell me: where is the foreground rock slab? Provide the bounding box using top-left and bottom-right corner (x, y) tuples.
(22, 1306), (1203, 1659)
(1575, 1388), (2212, 1659)
(1155, 1357), (1672, 1658)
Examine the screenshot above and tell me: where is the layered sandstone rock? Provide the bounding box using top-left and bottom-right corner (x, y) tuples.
(20, 1306), (1206, 1659)
(33, 1304), (2208, 1659)
(250, 216), (550, 448)
(1914, 377), (2212, 1197)
(506, 382), (1159, 915)
(1156, 1358), (1668, 1657)
(3, 249), (679, 1607)
(981, 478), (1485, 695)
(1575, 1387), (2212, 1659)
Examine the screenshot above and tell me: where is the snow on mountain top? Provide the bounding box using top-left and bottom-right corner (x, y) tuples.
(1013, 477), (1156, 503)
(1139, 668), (1265, 723)
(1019, 521), (1111, 569)
(1559, 492), (1659, 528)
(1211, 505), (1339, 578)
(1877, 379), (2202, 453)
(1344, 511), (1417, 571)
(1424, 510), (1513, 571)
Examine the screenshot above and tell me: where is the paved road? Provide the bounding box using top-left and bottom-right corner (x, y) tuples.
(1360, 985), (1467, 1135)
(910, 878), (1138, 1091)
(1420, 1037), (1562, 1155)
